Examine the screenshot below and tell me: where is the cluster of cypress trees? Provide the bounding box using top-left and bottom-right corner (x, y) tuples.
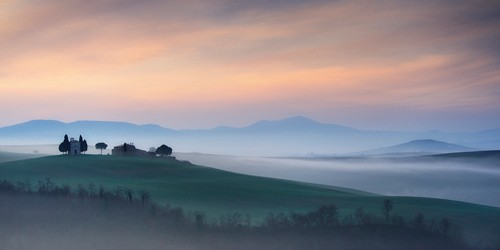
(58, 134), (87, 154)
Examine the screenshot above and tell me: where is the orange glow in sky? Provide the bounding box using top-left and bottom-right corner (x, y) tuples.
(1, 0), (499, 131)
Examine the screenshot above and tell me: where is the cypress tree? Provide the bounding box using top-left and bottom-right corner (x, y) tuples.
(58, 134), (70, 154)
(82, 139), (88, 153)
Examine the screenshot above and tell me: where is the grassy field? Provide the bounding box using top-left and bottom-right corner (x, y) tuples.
(0, 155), (499, 247)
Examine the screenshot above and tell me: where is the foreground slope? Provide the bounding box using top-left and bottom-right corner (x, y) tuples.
(0, 155), (372, 216)
(0, 193), (467, 250)
(0, 155), (499, 246)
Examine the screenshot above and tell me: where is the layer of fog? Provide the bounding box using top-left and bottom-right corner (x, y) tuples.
(2, 144), (499, 207)
(174, 153), (500, 208)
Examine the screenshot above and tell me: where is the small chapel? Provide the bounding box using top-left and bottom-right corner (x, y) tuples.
(69, 137), (81, 155)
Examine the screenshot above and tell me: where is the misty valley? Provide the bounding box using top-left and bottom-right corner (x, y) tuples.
(0, 118), (500, 249)
(0, 150), (499, 249)
(175, 151), (500, 207)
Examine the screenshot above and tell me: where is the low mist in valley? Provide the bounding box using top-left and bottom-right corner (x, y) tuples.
(1, 143), (499, 207)
(174, 153), (500, 207)
(1, 140), (499, 249)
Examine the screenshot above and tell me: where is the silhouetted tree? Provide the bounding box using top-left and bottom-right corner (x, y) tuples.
(171, 207), (185, 228)
(15, 180), (32, 193)
(289, 212), (309, 228)
(99, 185), (105, 199)
(391, 214), (406, 226)
(413, 212), (426, 230)
(195, 213), (205, 230)
(219, 212), (243, 228)
(77, 184), (88, 200)
(139, 190), (150, 207)
(58, 134), (70, 154)
(265, 212), (291, 229)
(313, 204), (339, 228)
(125, 188), (133, 203)
(78, 135), (88, 154)
(88, 183), (96, 197)
(0, 180), (16, 193)
(440, 217), (451, 237)
(156, 144), (172, 156)
(382, 199), (393, 222)
(355, 207), (367, 225)
(81, 139), (88, 153)
(95, 142), (108, 155)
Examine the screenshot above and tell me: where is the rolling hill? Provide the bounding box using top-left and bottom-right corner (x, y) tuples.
(430, 150), (500, 159)
(0, 155), (499, 247)
(0, 155), (373, 217)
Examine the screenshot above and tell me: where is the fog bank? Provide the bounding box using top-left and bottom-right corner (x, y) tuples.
(174, 153), (500, 207)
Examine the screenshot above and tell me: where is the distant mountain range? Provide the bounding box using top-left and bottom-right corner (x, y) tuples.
(0, 116), (499, 156)
(354, 139), (477, 156)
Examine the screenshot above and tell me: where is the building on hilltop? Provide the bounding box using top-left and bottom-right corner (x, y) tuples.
(111, 143), (151, 157)
(69, 138), (81, 155)
(58, 134), (87, 155)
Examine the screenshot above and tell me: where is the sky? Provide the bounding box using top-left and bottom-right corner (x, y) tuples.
(1, 0), (499, 131)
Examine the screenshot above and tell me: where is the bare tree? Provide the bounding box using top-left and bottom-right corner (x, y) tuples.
(139, 190), (150, 207)
(382, 199), (393, 222)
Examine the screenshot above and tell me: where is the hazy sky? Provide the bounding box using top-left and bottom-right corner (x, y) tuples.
(1, 0), (499, 131)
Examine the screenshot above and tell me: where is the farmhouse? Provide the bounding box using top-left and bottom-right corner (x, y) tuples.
(111, 143), (151, 157)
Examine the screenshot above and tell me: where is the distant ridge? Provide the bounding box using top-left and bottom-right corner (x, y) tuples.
(0, 120), (177, 148)
(430, 150), (500, 159)
(355, 139), (477, 156)
(205, 116), (358, 134)
(245, 116), (356, 132)
(0, 117), (499, 156)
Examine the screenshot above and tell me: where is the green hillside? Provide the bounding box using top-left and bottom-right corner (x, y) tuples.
(0, 155), (499, 246)
(0, 151), (43, 162)
(0, 155), (374, 215)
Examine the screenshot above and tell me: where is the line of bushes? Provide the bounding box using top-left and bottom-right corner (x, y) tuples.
(0, 178), (466, 247)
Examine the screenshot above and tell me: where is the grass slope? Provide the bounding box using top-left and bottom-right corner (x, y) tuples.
(0, 155), (372, 216)
(0, 151), (44, 162)
(0, 155), (499, 246)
